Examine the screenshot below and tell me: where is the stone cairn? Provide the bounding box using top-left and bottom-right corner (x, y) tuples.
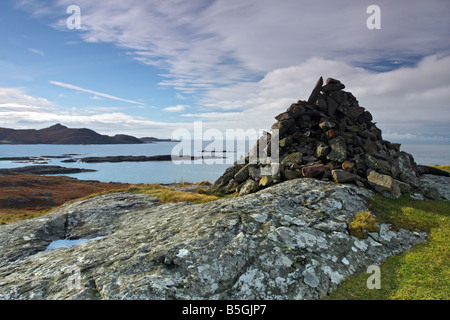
(213, 77), (421, 198)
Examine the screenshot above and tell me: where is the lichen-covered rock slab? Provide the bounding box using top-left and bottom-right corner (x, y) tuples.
(0, 179), (427, 300)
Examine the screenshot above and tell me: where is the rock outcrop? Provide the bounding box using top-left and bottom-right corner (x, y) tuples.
(0, 179), (429, 300)
(213, 77), (421, 199)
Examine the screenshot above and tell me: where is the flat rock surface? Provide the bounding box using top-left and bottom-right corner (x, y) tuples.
(0, 179), (428, 300)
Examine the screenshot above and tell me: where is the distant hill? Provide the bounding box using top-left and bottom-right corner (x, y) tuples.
(0, 124), (144, 145)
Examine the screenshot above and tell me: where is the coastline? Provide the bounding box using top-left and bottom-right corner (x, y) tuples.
(1, 164), (448, 225)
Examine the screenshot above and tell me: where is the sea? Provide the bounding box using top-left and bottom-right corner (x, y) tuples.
(0, 142), (449, 184)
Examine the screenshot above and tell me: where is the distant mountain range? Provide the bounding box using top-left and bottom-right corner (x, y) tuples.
(0, 124), (171, 145)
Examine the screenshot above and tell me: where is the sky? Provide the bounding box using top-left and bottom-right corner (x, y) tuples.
(0, 0), (449, 143)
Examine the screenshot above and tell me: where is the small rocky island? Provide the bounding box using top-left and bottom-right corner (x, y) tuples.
(0, 165), (96, 175)
(0, 77), (448, 300)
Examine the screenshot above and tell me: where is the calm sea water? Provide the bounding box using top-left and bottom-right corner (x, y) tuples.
(0, 143), (448, 184)
(0, 142), (237, 184)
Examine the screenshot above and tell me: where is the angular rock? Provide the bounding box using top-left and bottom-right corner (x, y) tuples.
(325, 129), (335, 140)
(307, 76), (324, 104)
(326, 136), (347, 163)
(279, 136), (293, 148)
(282, 169), (301, 180)
(248, 166), (261, 181)
(275, 112), (292, 121)
(224, 179), (240, 194)
(259, 175), (273, 187)
(281, 152), (303, 167)
(316, 143), (330, 159)
(326, 96), (339, 116)
(332, 169), (359, 183)
(342, 160), (355, 172)
(338, 106), (365, 121)
(287, 104), (306, 119)
(367, 170), (401, 199)
(214, 165), (243, 192)
(234, 164), (251, 184)
(302, 164), (329, 178)
(315, 98), (328, 112)
(319, 121), (334, 131)
(239, 179), (259, 196)
(364, 154), (391, 174)
(322, 78), (345, 92)
(272, 118), (295, 136)
(398, 171), (420, 188)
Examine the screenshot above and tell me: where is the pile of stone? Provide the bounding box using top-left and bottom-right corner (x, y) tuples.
(214, 77), (421, 199)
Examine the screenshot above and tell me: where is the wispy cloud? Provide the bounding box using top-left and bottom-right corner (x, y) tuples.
(28, 48), (45, 56)
(28, 0), (450, 94)
(49, 81), (146, 106)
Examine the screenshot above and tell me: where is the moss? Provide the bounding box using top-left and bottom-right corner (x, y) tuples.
(348, 211), (379, 239)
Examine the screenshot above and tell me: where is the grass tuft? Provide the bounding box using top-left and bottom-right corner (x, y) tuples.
(349, 211), (379, 239)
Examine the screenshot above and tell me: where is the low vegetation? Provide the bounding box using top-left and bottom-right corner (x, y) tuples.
(126, 182), (226, 204)
(0, 176), (225, 225)
(0, 173), (130, 225)
(326, 194), (450, 300)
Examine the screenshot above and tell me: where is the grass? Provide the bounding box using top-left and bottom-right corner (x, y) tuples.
(0, 209), (53, 225)
(126, 182), (229, 204)
(0, 180), (227, 225)
(325, 195), (450, 300)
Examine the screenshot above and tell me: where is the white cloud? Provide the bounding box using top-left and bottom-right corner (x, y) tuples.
(193, 55), (450, 142)
(0, 87), (187, 138)
(163, 105), (190, 112)
(0, 87), (55, 108)
(49, 81), (146, 106)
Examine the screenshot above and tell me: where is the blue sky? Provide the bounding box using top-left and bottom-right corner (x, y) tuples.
(1, 0), (449, 142)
